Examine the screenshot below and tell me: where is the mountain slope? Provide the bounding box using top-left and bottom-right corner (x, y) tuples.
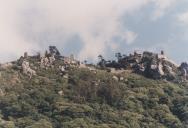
(0, 56), (187, 128)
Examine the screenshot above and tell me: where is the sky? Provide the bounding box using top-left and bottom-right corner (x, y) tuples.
(0, 0), (188, 64)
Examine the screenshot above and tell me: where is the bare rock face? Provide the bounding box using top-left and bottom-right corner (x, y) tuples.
(0, 89), (5, 96)
(112, 76), (119, 81)
(22, 61), (36, 79)
(58, 90), (64, 96)
(179, 62), (188, 80)
(129, 51), (179, 80)
(180, 62), (188, 71)
(158, 62), (165, 76)
(141, 52), (162, 79)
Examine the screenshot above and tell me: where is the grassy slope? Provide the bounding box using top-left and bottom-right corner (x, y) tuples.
(0, 58), (187, 128)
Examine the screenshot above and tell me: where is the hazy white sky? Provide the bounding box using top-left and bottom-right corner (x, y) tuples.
(0, 0), (188, 63)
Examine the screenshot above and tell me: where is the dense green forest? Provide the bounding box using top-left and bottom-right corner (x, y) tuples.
(0, 56), (187, 128)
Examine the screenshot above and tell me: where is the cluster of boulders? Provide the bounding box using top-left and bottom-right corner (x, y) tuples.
(101, 50), (188, 82)
(0, 46), (68, 79)
(0, 46), (97, 81)
(19, 46), (80, 79)
(1, 45), (187, 83)
(17, 48), (188, 82)
(40, 55), (56, 69)
(135, 51), (179, 80)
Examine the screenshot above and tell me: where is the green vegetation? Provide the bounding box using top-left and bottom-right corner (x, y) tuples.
(0, 58), (187, 128)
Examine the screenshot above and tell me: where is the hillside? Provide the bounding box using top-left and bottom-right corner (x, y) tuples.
(0, 49), (187, 128)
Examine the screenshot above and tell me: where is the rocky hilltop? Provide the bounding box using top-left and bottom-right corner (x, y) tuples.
(98, 50), (188, 83)
(1, 46), (188, 83)
(0, 46), (187, 128)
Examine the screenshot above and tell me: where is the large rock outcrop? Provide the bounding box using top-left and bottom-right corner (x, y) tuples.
(102, 51), (182, 81)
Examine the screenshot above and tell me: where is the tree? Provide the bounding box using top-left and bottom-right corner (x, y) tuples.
(115, 53), (122, 61)
(98, 55), (106, 68)
(98, 55), (103, 61)
(84, 60), (87, 64)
